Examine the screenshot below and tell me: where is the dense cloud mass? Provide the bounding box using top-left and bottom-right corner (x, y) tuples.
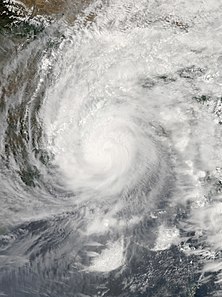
(0, 0), (222, 296)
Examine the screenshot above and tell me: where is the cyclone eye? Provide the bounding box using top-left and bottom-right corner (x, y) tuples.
(43, 92), (161, 202)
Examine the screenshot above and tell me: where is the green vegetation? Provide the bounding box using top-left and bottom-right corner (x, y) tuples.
(0, 1), (47, 37)
(192, 95), (210, 104)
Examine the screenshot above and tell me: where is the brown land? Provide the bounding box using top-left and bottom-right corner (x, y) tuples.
(0, 0), (95, 28)
(20, 0), (68, 16)
(1, 0), (93, 17)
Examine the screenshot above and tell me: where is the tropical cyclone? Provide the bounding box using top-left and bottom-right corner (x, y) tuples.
(1, 0), (222, 296)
